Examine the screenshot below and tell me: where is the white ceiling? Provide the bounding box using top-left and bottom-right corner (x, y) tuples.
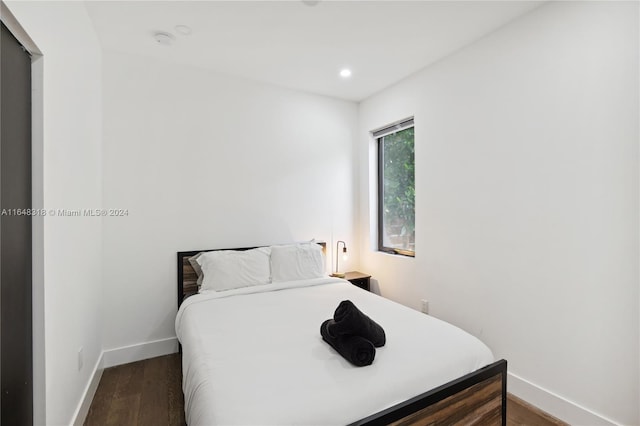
(85, 1), (543, 102)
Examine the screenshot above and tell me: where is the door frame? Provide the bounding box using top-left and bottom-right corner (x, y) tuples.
(1, 3), (44, 424)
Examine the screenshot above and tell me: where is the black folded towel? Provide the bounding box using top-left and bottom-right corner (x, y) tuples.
(326, 300), (386, 347)
(320, 319), (375, 367)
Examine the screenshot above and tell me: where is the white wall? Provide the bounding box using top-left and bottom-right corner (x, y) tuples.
(6, 1), (637, 424)
(4, 1), (104, 425)
(358, 2), (638, 425)
(101, 51), (358, 353)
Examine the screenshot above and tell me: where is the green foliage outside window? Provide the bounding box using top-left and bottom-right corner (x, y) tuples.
(380, 127), (415, 254)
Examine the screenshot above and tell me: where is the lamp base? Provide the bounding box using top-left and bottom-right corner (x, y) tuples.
(331, 272), (346, 278)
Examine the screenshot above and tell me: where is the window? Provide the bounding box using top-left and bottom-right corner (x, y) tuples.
(376, 118), (415, 256)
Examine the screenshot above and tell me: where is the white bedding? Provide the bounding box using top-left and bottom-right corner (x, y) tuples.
(175, 277), (494, 426)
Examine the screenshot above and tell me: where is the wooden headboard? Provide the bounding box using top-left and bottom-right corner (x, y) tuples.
(177, 242), (326, 308)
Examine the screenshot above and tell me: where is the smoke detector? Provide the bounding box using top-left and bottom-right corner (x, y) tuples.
(154, 32), (175, 46)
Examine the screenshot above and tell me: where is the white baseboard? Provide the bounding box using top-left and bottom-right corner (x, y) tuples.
(508, 372), (620, 426)
(71, 352), (104, 426)
(69, 338), (179, 426)
(102, 337), (179, 368)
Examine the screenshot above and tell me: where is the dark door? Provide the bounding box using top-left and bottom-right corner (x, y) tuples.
(1, 21), (33, 425)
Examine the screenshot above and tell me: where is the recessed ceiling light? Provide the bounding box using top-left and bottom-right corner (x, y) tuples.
(154, 32), (175, 46)
(340, 69), (352, 78)
(175, 25), (192, 36)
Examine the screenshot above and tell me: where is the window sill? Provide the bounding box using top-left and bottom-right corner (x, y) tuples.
(379, 248), (415, 258)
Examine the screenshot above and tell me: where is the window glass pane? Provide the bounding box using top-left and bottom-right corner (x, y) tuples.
(379, 126), (415, 255)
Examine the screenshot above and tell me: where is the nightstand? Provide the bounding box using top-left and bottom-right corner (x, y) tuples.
(344, 271), (371, 292)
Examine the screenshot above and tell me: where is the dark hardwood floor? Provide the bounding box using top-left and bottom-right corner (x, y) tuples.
(507, 394), (569, 426)
(85, 354), (185, 426)
(85, 354), (566, 426)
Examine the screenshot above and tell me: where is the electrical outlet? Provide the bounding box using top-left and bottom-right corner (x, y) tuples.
(78, 347), (84, 371)
(420, 299), (429, 314)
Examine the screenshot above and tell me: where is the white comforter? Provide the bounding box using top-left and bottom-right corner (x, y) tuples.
(175, 277), (494, 426)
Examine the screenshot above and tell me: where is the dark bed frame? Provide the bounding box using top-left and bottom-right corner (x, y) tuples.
(177, 245), (507, 426)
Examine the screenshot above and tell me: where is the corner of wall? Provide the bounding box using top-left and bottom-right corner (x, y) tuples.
(70, 353), (104, 426)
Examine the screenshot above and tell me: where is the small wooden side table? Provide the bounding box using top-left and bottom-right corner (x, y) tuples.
(344, 271), (371, 292)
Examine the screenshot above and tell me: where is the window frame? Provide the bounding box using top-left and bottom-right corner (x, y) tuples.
(375, 118), (415, 257)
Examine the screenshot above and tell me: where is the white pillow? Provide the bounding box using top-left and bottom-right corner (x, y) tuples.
(270, 243), (325, 282)
(196, 247), (271, 292)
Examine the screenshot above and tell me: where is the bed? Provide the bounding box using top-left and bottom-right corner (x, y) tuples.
(176, 243), (507, 425)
